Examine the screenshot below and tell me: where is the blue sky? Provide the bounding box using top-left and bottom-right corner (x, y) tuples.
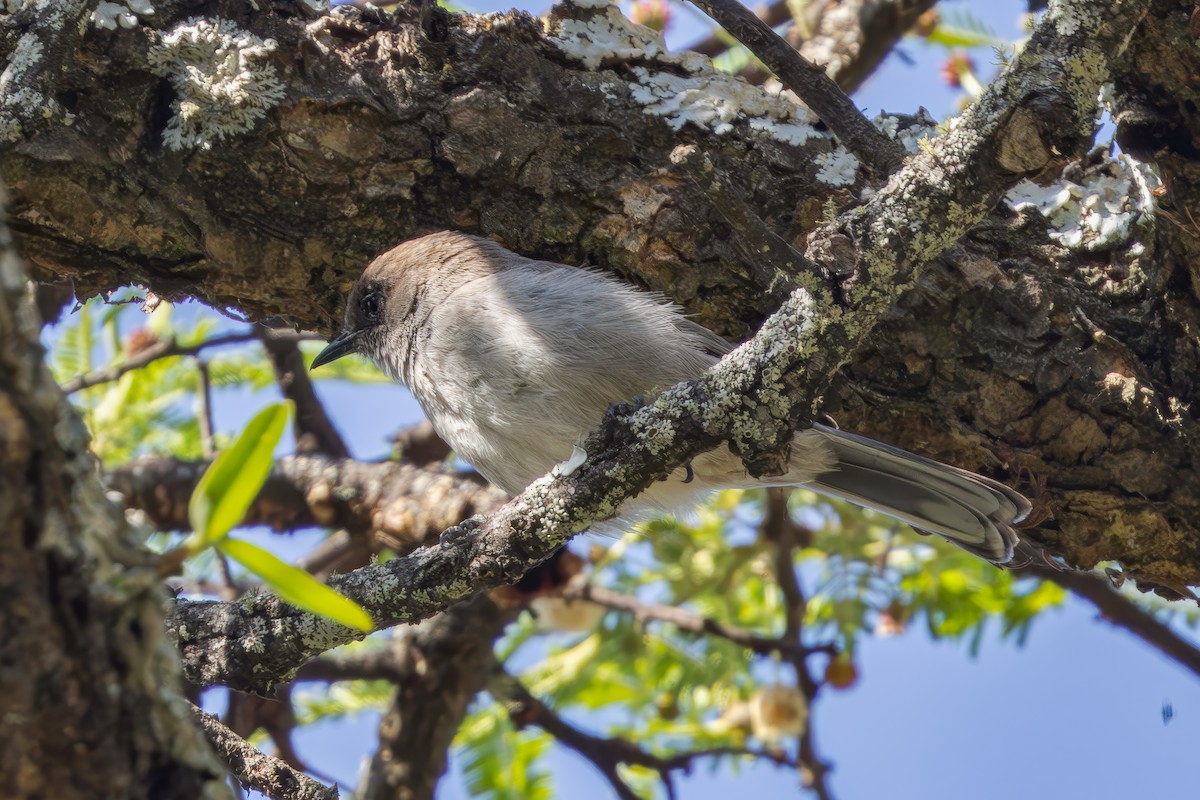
(173, 0), (1197, 796)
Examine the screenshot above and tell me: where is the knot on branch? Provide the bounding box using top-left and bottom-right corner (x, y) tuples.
(806, 229), (859, 303)
(995, 106), (1053, 175)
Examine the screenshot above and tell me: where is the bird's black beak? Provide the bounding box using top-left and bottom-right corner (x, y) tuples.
(310, 329), (364, 370)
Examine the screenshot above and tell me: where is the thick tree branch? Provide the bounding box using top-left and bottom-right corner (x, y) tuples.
(108, 454), (506, 553)
(294, 596), (516, 800)
(670, 143), (808, 300)
(361, 595), (514, 800)
(0, 190), (227, 796)
(6, 0), (1195, 584)
(165, 0), (1149, 695)
(0, 0), (91, 142)
(390, 420), (452, 467)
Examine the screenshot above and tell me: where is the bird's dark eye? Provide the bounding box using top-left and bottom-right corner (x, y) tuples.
(360, 292), (381, 322)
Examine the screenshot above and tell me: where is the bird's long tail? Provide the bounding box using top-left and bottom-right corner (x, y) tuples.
(802, 424), (1031, 563)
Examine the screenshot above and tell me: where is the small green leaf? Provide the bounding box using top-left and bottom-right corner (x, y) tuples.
(925, 25), (1006, 49)
(188, 402), (291, 544)
(217, 537), (374, 632)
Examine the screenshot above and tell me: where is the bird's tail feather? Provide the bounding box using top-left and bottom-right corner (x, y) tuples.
(804, 424), (1031, 563)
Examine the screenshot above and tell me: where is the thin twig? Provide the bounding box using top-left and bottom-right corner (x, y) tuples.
(686, 0), (790, 58)
(487, 667), (797, 800)
(571, 583), (833, 659)
(260, 326), (351, 459)
(61, 331), (287, 394)
(1021, 564), (1200, 680)
(683, 0), (905, 174)
(190, 703), (338, 800)
(195, 359), (216, 458)
(761, 489), (835, 800)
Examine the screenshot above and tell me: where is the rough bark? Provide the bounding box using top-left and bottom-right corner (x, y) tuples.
(108, 453), (507, 552)
(0, 193), (228, 796)
(4, 0), (1193, 596)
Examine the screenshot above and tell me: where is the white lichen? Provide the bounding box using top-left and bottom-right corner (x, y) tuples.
(549, 3), (826, 148)
(1005, 155), (1159, 251)
(813, 147), (859, 187)
(90, 0), (154, 30)
(147, 18), (285, 151)
(1050, 0), (1085, 37)
(874, 111), (938, 154)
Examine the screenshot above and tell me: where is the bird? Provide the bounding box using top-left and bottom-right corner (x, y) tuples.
(311, 231), (1031, 562)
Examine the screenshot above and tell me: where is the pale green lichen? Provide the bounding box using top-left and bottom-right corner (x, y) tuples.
(0, 34), (47, 143)
(147, 18), (285, 150)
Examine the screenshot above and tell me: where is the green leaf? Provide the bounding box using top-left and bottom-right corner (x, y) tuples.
(217, 537), (374, 632)
(188, 401), (291, 544)
(925, 25), (1006, 49)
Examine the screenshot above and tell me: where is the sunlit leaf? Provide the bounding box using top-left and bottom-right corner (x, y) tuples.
(188, 401), (291, 544)
(926, 25), (1007, 48)
(217, 537), (373, 632)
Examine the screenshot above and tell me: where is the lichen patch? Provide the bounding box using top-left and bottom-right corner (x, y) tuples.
(148, 18), (286, 151)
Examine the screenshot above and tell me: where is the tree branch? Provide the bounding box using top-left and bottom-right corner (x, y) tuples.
(108, 453), (506, 553)
(0, 188), (226, 797)
(165, 0), (1150, 695)
(260, 326), (351, 459)
(487, 667), (798, 800)
(0, 0), (91, 143)
(684, 0), (936, 95)
(1024, 565), (1200, 680)
(761, 489), (833, 800)
(571, 583), (833, 659)
(683, 0), (906, 173)
(669, 143), (808, 300)
(61, 331), (319, 394)
(294, 596), (516, 800)
(191, 704), (338, 800)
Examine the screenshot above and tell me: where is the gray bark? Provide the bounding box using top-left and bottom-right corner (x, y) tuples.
(0, 191), (228, 796)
